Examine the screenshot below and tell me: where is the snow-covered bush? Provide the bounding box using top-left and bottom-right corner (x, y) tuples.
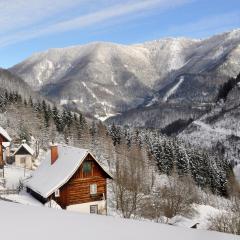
(209, 212), (240, 235)
(139, 172), (199, 222)
(209, 193), (240, 235)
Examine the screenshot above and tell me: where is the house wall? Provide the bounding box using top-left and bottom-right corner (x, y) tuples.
(67, 200), (106, 214)
(52, 154), (108, 212)
(27, 187), (48, 204)
(0, 135), (8, 167)
(5, 147), (10, 159)
(0, 135), (8, 143)
(15, 155), (33, 169)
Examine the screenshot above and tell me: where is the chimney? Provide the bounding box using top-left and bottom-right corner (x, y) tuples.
(51, 143), (58, 165)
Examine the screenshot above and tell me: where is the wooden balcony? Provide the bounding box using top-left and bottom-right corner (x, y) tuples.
(90, 193), (104, 201)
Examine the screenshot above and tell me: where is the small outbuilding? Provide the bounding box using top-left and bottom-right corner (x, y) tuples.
(13, 141), (34, 169)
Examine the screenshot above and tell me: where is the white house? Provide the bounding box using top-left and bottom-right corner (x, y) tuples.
(13, 141), (34, 169)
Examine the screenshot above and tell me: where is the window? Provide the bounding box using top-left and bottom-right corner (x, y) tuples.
(20, 157), (26, 164)
(90, 184), (97, 195)
(54, 189), (60, 197)
(90, 205), (98, 214)
(82, 161), (92, 177)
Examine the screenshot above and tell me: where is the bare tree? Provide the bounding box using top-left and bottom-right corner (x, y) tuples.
(209, 212), (240, 235)
(140, 171), (199, 222)
(113, 143), (150, 218)
(209, 186), (240, 235)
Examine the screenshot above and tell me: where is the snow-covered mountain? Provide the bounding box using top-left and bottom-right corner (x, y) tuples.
(10, 29), (240, 120)
(0, 68), (40, 99)
(180, 75), (240, 180)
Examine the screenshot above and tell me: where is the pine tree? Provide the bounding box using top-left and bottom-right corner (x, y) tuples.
(52, 105), (62, 132)
(189, 149), (206, 187)
(109, 123), (121, 146)
(18, 122), (31, 144)
(24, 99), (28, 106)
(28, 96), (33, 107)
(161, 140), (174, 175)
(175, 143), (189, 176)
(41, 100), (51, 127)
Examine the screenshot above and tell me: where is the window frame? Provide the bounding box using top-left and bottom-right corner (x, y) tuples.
(90, 204), (98, 214)
(82, 161), (92, 177)
(20, 157), (26, 164)
(90, 183), (97, 195)
(54, 189), (60, 197)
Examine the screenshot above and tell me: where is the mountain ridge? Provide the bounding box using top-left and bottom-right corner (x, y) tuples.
(9, 29), (240, 122)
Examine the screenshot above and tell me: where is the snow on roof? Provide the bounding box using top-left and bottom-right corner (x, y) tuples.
(169, 215), (199, 228)
(0, 201), (236, 240)
(0, 126), (11, 142)
(2, 142), (10, 148)
(26, 145), (112, 198)
(13, 143), (34, 156)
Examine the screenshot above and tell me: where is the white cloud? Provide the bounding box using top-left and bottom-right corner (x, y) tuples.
(0, 0), (191, 47)
(0, 0), (87, 32)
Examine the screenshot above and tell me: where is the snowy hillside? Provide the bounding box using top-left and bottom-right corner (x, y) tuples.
(0, 68), (39, 100)
(0, 201), (237, 240)
(9, 29), (240, 119)
(180, 79), (240, 180)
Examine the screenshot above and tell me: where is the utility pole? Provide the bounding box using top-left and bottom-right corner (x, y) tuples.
(0, 144), (4, 178)
(24, 158), (26, 177)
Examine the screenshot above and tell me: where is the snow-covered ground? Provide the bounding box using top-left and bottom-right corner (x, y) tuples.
(3, 165), (32, 189)
(192, 204), (223, 230)
(0, 164), (237, 239)
(0, 201), (237, 240)
(0, 165), (39, 205)
(1, 191), (42, 206)
(96, 113), (118, 122)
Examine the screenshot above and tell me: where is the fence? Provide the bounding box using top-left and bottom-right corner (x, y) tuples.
(0, 189), (20, 195)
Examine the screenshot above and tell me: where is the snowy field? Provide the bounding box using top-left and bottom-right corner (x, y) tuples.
(1, 191), (43, 206)
(0, 165), (236, 238)
(0, 201), (237, 240)
(3, 165), (32, 189)
(0, 165), (40, 205)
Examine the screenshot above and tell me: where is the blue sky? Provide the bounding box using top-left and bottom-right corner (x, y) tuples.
(0, 0), (240, 68)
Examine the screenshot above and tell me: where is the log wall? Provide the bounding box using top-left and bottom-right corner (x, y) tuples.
(52, 154), (108, 209)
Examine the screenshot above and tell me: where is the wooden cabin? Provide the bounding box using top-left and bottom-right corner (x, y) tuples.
(26, 144), (113, 214)
(13, 140), (34, 169)
(0, 126), (12, 168)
